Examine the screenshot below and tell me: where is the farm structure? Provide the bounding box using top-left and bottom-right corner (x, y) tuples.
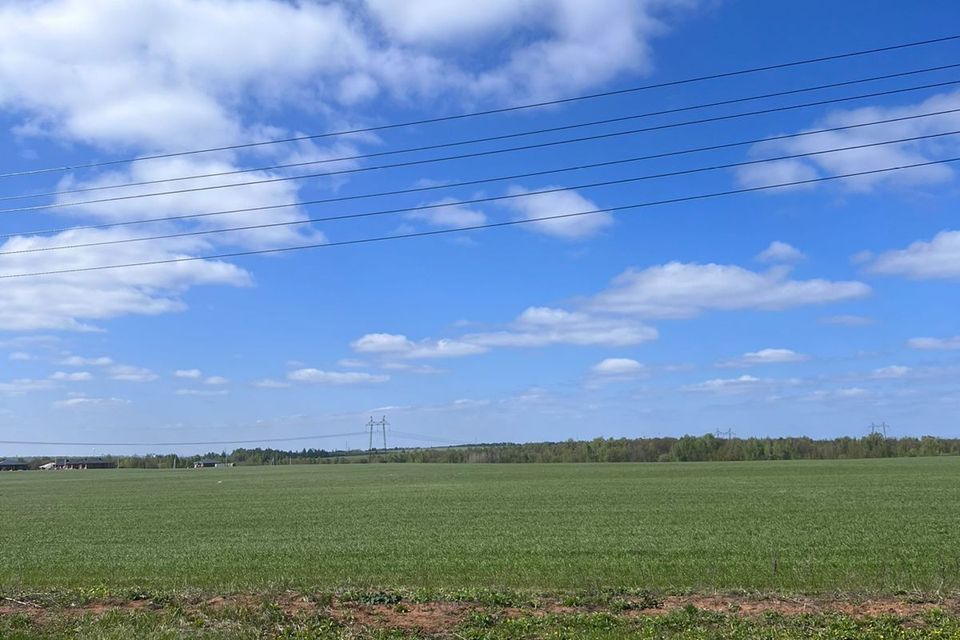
(0, 459), (28, 471)
(57, 458), (114, 470)
(193, 460), (234, 468)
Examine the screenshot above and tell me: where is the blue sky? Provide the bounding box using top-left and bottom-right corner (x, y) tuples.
(1, 0), (959, 455)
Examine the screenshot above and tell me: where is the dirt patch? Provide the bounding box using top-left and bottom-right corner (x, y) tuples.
(2, 592), (959, 630)
(656, 595), (960, 618)
(335, 602), (474, 635)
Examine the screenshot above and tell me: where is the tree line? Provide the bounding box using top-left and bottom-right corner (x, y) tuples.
(6, 433), (959, 468)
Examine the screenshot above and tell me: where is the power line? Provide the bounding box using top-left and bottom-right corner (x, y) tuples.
(7, 106), (958, 240)
(5, 75), (960, 217)
(0, 429), (460, 448)
(5, 128), (958, 257)
(5, 62), (959, 205)
(3, 33), (959, 180)
(390, 430), (461, 446)
(2, 155), (956, 280)
(0, 430), (370, 447)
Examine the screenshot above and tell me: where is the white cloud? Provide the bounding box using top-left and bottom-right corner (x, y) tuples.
(0, 0), (685, 145)
(60, 355), (114, 367)
(591, 262), (869, 318)
(718, 348), (809, 367)
(504, 187), (612, 240)
(0, 378), (55, 395)
(175, 369), (202, 379)
(204, 375), (229, 385)
(686, 374), (767, 393)
(287, 368), (389, 384)
(406, 198), (487, 229)
(590, 357), (646, 376)
(757, 241), (805, 263)
(175, 388), (229, 397)
(53, 395), (129, 408)
(803, 387), (870, 401)
(109, 364), (158, 382)
(735, 90), (960, 191)
(466, 307), (657, 347)
(351, 333), (488, 358)
(252, 378), (291, 389)
(0, 0), (699, 331)
(8, 352), (32, 361)
(0, 230), (251, 331)
(337, 358), (368, 368)
(872, 365), (912, 379)
(364, 0), (678, 102)
(907, 336), (960, 350)
(867, 230), (960, 280)
(50, 371), (92, 382)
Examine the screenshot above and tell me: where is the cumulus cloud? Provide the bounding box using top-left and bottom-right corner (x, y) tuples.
(287, 368), (389, 384)
(589, 358), (647, 382)
(348, 257), (865, 363)
(405, 198), (487, 229)
(718, 348), (809, 368)
(252, 378), (292, 389)
(466, 307), (657, 347)
(803, 387), (870, 401)
(54, 395), (129, 408)
(109, 364), (158, 382)
(685, 374), (768, 393)
(735, 90), (960, 191)
(591, 262), (869, 318)
(60, 355), (114, 367)
(872, 365), (911, 379)
(0, 231), (251, 331)
(866, 230), (960, 280)
(0, 0), (700, 331)
(50, 371), (93, 382)
(351, 334), (488, 358)
(204, 375), (229, 385)
(907, 336), (960, 350)
(175, 388), (229, 397)
(756, 241), (805, 263)
(0, 378), (55, 395)
(175, 369), (202, 379)
(504, 187), (612, 240)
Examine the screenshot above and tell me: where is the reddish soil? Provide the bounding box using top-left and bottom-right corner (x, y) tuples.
(2, 592), (958, 631)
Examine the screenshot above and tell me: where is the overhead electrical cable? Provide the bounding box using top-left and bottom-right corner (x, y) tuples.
(5, 106), (957, 240)
(4, 129), (958, 257)
(4, 76), (960, 216)
(0, 430), (460, 447)
(1, 32), (958, 180)
(0, 431), (369, 447)
(3, 61), (959, 205)
(2, 155), (956, 280)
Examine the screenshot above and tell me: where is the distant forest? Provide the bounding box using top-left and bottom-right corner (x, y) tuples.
(8, 433), (960, 469)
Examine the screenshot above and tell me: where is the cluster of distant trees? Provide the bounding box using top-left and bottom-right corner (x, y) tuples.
(11, 433), (951, 469)
(316, 433), (960, 464)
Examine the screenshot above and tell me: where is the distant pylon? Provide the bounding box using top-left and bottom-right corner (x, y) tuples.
(367, 415), (389, 451)
(868, 421), (889, 438)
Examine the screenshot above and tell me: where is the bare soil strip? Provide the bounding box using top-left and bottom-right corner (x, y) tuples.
(2, 593), (958, 633)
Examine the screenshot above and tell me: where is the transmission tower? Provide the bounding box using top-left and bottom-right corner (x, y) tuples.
(367, 415), (389, 451)
(868, 421), (889, 438)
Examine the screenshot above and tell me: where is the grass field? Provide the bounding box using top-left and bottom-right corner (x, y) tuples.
(2, 457), (959, 594)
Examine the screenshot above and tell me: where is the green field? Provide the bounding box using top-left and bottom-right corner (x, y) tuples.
(2, 457), (959, 593)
